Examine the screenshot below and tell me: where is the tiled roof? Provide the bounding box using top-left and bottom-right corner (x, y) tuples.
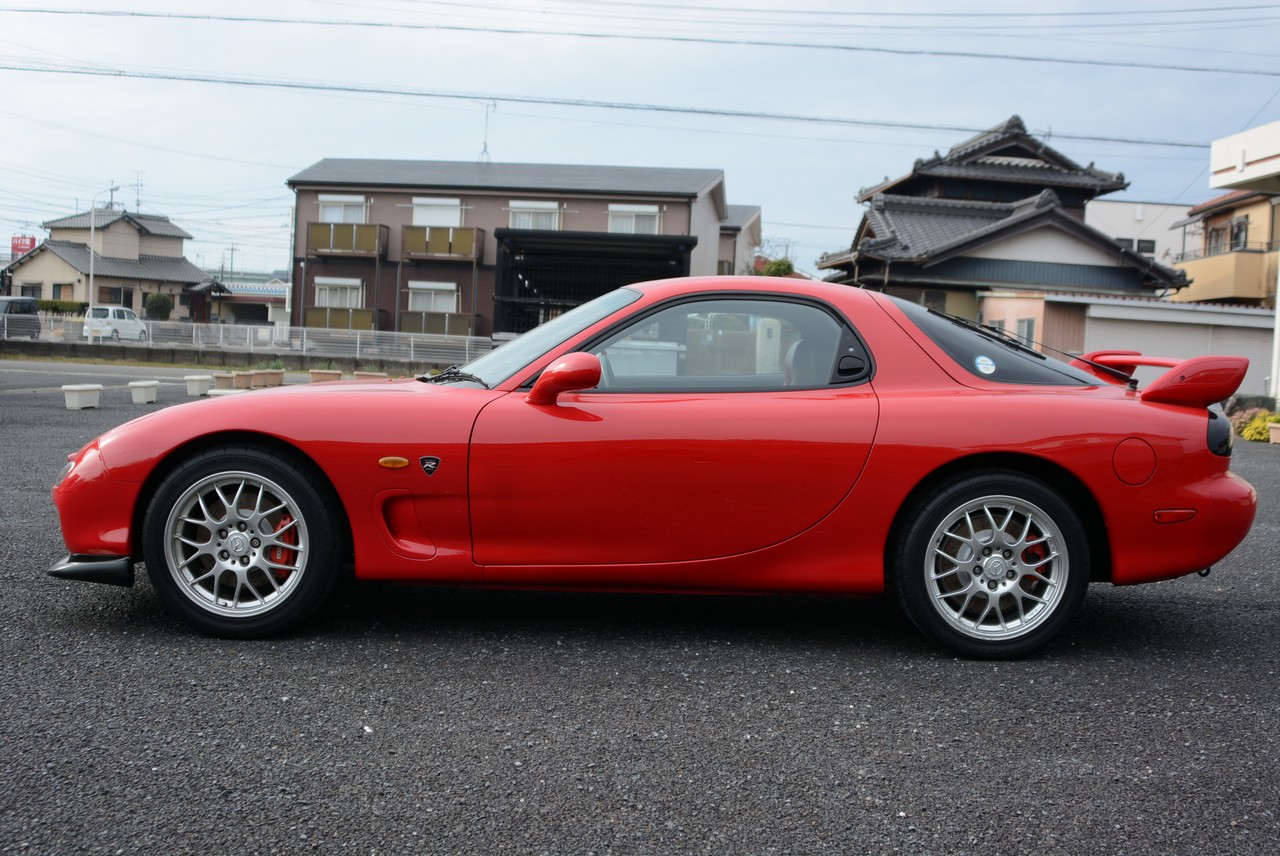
(858, 115), (1126, 201)
(37, 240), (205, 283)
(859, 194), (1014, 260)
(288, 159), (725, 199)
(848, 191), (1186, 287)
(1185, 189), (1270, 217)
(919, 161), (1124, 190)
(42, 209), (194, 239)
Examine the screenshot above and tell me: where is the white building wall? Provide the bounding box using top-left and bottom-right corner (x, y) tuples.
(1084, 200), (1191, 265)
(967, 227), (1119, 265)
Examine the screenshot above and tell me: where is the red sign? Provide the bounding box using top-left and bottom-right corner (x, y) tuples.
(11, 235), (36, 258)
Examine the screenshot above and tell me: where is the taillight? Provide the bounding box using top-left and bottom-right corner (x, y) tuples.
(1207, 406), (1232, 457)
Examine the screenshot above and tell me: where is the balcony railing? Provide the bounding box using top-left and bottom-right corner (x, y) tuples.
(1174, 240), (1279, 263)
(401, 226), (483, 260)
(304, 307), (375, 330)
(306, 222), (388, 257)
(399, 311), (472, 336)
(1172, 246), (1276, 303)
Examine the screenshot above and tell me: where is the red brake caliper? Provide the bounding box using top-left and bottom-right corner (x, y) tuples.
(268, 513), (298, 581)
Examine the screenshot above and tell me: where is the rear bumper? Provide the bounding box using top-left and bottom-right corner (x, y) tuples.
(48, 554), (134, 587)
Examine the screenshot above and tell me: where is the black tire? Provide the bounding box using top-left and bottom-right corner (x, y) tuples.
(142, 445), (344, 638)
(891, 470), (1089, 659)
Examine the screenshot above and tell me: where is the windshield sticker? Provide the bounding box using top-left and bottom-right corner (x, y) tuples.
(975, 355), (996, 375)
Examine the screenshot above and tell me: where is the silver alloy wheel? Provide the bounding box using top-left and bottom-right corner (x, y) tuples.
(924, 494), (1068, 641)
(162, 470), (309, 618)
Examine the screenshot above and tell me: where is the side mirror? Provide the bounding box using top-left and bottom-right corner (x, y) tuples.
(527, 352), (602, 406)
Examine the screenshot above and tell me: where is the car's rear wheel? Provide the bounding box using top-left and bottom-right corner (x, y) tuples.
(892, 471), (1088, 659)
(143, 445), (343, 637)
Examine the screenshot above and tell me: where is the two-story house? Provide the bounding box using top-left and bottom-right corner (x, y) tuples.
(1171, 190), (1279, 305)
(2, 208), (206, 316)
(286, 160), (760, 337)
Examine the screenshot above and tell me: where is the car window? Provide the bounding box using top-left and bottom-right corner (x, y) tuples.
(124, 310), (138, 321)
(891, 296), (1098, 386)
(90, 308), (107, 319)
(590, 297), (854, 392)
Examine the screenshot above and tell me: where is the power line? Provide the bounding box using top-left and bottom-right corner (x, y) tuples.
(0, 61), (1212, 150)
(1, 8), (1278, 79)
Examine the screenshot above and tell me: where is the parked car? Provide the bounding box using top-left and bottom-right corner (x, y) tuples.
(83, 305), (148, 341)
(0, 296), (41, 339)
(48, 276), (1257, 658)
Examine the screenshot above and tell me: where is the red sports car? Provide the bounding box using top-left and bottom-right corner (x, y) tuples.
(49, 276), (1256, 657)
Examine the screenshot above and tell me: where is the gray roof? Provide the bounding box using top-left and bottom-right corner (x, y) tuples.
(721, 204), (761, 230)
(27, 240), (206, 284)
(288, 159), (725, 199)
(834, 191), (1186, 288)
(858, 115), (1126, 202)
(42, 209), (194, 240)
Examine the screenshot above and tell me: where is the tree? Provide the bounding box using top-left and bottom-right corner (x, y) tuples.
(145, 292), (174, 320)
(760, 258), (795, 277)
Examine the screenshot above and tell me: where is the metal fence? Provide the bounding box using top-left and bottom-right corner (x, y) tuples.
(15, 315), (494, 366)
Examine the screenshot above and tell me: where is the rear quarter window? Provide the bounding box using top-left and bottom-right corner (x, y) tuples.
(891, 296), (1098, 386)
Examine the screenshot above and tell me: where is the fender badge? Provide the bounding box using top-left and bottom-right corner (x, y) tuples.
(420, 456), (441, 476)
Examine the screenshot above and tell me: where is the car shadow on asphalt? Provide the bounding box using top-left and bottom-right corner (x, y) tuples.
(48, 571), (1235, 661)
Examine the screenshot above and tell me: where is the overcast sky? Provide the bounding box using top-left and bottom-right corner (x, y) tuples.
(2, 0), (1279, 276)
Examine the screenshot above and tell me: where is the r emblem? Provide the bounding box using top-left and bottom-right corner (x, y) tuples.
(419, 456), (441, 476)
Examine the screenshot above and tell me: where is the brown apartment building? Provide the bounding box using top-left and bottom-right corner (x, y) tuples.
(287, 160), (761, 338)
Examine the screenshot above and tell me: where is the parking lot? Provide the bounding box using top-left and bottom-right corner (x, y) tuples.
(1, 357), (1277, 854)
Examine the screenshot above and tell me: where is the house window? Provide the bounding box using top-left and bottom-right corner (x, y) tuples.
(1017, 317), (1036, 346)
(1207, 225), (1227, 256)
(1230, 217), (1249, 250)
(314, 276), (364, 308)
(1136, 239), (1156, 255)
(99, 286), (133, 308)
(19, 284), (41, 298)
(608, 204), (660, 234)
(509, 200), (560, 230)
(407, 281), (458, 313)
(1115, 238), (1135, 250)
(413, 198), (463, 227)
(318, 194), (367, 224)
(55, 283), (73, 300)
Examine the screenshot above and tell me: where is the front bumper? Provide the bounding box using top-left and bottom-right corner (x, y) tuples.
(48, 554), (134, 587)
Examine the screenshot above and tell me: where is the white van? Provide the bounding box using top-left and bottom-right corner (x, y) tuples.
(83, 305), (148, 341)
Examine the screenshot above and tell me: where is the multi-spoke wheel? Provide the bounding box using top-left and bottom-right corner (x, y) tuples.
(893, 471), (1089, 659)
(143, 445), (344, 637)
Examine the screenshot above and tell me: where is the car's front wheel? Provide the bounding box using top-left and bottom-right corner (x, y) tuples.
(892, 471), (1088, 659)
(143, 445), (344, 637)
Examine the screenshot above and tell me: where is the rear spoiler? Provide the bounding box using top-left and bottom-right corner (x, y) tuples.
(1071, 350), (1249, 408)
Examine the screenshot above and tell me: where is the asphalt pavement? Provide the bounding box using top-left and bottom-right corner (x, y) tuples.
(1, 358), (1277, 854)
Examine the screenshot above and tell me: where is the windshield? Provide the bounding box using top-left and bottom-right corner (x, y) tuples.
(891, 296), (1099, 386)
(447, 288), (642, 387)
